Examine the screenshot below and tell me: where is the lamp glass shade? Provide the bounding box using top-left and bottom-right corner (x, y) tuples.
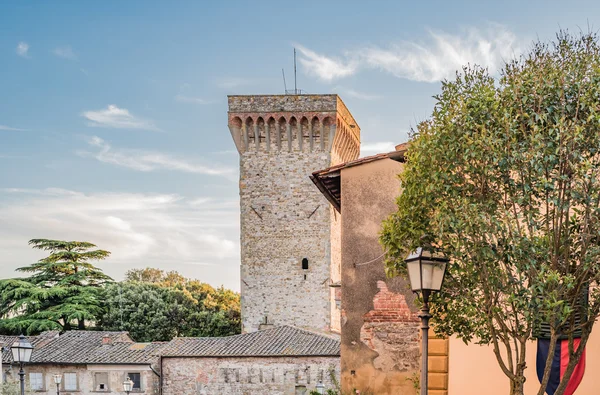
(405, 247), (448, 292)
(53, 374), (62, 384)
(315, 381), (325, 394)
(11, 335), (33, 363)
(123, 377), (134, 391)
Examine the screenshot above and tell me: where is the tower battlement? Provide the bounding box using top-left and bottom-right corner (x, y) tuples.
(228, 95), (360, 159)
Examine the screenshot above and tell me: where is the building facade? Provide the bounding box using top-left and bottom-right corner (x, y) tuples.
(1, 331), (163, 395)
(161, 325), (340, 395)
(228, 94), (360, 334)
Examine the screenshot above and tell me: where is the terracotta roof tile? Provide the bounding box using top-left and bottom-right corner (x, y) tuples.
(161, 325), (340, 357)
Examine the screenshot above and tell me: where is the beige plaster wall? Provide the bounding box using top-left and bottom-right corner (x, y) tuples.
(340, 158), (423, 395)
(2, 364), (157, 394)
(448, 328), (600, 394)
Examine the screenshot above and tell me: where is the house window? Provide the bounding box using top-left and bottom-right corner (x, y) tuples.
(94, 372), (109, 391)
(29, 372), (44, 390)
(127, 372), (142, 390)
(64, 373), (77, 391)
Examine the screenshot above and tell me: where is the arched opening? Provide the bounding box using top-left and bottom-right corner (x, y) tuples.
(230, 117), (243, 150)
(257, 117), (265, 150)
(302, 258), (309, 270)
(322, 117), (333, 149)
(267, 117), (276, 150)
(245, 117), (255, 149)
(289, 116), (297, 151)
(311, 117), (320, 149)
(278, 116), (287, 149)
(300, 117), (309, 150)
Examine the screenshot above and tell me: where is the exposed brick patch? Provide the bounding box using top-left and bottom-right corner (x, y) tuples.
(359, 281), (420, 373)
(363, 281), (419, 323)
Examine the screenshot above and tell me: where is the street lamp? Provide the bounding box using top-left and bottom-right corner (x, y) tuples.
(405, 247), (448, 395)
(11, 335), (34, 395)
(123, 376), (134, 395)
(53, 373), (62, 395)
(315, 381), (325, 394)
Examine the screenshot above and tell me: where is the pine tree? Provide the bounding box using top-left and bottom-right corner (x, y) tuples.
(0, 239), (112, 334)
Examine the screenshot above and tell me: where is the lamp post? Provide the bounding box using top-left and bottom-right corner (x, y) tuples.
(11, 335), (34, 395)
(405, 247), (448, 395)
(53, 373), (62, 395)
(123, 376), (134, 395)
(315, 381), (325, 394)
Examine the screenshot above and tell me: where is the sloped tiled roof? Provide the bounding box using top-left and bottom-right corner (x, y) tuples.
(162, 325), (340, 358)
(310, 148), (406, 212)
(1, 331), (165, 365)
(31, 331), (165, 365)
(1, 331), (60, 364)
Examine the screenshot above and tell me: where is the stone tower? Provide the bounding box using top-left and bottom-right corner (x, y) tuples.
(228, 94), (360, 333)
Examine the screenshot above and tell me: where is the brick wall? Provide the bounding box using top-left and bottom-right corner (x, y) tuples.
(162, 356), (340, 395)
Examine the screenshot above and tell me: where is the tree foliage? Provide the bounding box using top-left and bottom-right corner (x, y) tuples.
(100, 268), (240, 341)
(381, 31), (600, 395)
(0, 239), (112, 334)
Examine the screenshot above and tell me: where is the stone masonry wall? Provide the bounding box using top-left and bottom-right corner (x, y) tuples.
(162, 356), (340, 395)
(229, 95), (359, 334)
(240, 151), (336, 333)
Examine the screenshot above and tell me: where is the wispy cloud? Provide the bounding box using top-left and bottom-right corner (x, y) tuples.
(0, 125), (28, 132)
(53, 46), (77, 60)
(361, 142), (397, 156)
(298, 24), (521, 83)
(216, 78), (255, 89)
(0, 188), (240, 287)
(174, 94), (215, 105)
(78, 136), (236, 178)
(334, 87), (382, 101)
(16, 42), (29, 58)
(81, 105), (159, 131)
(296, 44), (357, 82)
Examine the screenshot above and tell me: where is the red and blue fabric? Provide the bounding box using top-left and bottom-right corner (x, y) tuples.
(536, 338), (586, 395)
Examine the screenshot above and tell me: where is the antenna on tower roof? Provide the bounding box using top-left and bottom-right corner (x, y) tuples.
(294, 48), (297, 94)
(282, 68), (288, 94)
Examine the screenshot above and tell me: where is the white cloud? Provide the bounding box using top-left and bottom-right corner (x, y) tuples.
(78, 136), (236, 178)
(0, 188), (240, 289)
(296, 45), (358, 82)
(53, 46), (77, 60)
(334, 87), (381, 101)
(81, 105), (159, 131)
(16, 42), (29, 58)
(0, 125), (28, 131)
(174, 94), (215, 105)
(216, 78), (255, 89)
(361, 142), (397, 156)
(298, 24), (521, 83)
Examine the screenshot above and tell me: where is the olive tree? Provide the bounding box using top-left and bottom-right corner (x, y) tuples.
(381, 32), (600, 395)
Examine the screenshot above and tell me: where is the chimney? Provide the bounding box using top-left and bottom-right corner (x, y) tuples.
(102, 335), (112, 345)
(395, 142), (409, 152)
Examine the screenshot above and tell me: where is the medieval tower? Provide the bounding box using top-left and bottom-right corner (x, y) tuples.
(228, 94), (360, 333)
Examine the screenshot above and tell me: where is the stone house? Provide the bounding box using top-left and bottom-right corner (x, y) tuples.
(1, 331), (164, 394)
(160, 325), (339, 395)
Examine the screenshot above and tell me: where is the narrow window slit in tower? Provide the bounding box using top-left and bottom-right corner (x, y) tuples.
(302, 258), (309, 270)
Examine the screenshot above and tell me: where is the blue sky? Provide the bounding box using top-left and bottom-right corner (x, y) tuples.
(1, 0), (598, 290)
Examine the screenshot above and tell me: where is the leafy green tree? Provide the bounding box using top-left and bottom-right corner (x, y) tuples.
(101, 268), (240, 340)
(381, 31), (600, 395)
(0, 239), (112, 334)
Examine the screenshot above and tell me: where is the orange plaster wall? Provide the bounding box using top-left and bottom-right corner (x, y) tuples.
(448, 328), (600, 394)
